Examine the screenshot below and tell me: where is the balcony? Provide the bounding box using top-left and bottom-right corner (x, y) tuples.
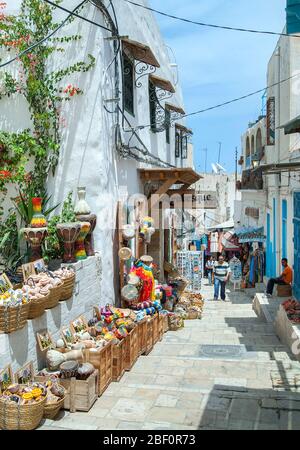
(237, 168), (264, 190)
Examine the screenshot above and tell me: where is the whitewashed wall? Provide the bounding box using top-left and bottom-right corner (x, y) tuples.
(0, 256), (102, 372)
(1, 0), (188, 303)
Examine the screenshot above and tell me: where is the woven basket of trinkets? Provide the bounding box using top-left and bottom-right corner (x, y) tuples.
(0, 384), (47, 430)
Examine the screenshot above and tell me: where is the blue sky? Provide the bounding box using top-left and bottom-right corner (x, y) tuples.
(149, 0), (286, 173)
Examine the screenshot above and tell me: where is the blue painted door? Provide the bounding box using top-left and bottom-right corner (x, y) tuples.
(293, 193), (300, 300)
(266, 213), (272, 278)
(273, 198), (277, 277)
(282, 200), (287, 259)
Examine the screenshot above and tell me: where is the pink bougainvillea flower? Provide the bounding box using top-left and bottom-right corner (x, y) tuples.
(0, 170), (12, 179)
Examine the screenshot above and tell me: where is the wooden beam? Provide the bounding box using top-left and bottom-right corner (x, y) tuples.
(167, 189), (196, 196)
(149, 177), (178, 212)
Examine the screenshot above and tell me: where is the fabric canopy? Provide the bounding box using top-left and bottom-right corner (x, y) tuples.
(207, 219), (234, 231)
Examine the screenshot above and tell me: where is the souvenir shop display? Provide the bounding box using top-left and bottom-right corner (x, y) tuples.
(0, 288), (31, 333)
(0, 381), (47, 430)
(139, 217), (155, 243)
(241, 245), (265, 288)
(56, 222), (81, 263)
(122, 224), (135, 241)
(177, 251), (204, 293)
(23, 271), (64, 311)
(74, 187), (91, 215)
(281, 299), (300, 324)
(75, 221), (91, 261)
(229, 256), (242, 281)
(23, 227), (48, 262)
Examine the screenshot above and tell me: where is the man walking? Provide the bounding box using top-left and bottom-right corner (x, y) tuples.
(266, 258), (293, 297)
(213, 255), (231, 301)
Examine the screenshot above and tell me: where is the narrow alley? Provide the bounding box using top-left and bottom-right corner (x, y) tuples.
(40, 282), (300, 431)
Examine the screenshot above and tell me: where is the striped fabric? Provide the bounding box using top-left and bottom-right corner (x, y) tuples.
(213, 262), (231, 281)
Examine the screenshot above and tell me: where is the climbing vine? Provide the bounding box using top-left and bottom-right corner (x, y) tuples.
(0, 0), (95, 268)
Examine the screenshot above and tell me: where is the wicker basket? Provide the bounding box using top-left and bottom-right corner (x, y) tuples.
(124, 326), (139, 371)
(44, 396), (65, 420)
(28, 293), (50, 320)
(0, 302), (30, 334)
(45, 282), (64, 310)
(186, 310), (200, 320)
(0, 395), (46, 430)
(137, 319), (147, 356)
(60, 274), (75, 301)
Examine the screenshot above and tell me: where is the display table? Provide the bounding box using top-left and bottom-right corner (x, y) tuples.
(0, 255), (103, 373)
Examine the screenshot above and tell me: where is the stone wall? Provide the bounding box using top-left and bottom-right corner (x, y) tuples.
(0, 255), (102, 373)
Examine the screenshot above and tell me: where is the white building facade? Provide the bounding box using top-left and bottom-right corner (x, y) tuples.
(237, 6), (300, 298)
(1, 0), (193, 302)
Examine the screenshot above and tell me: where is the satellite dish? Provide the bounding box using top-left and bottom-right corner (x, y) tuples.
(211, 163), (218, 174)
(216, 163), (226, 173)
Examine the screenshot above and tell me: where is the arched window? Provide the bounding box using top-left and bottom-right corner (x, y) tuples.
(256, 128), (263, 159)
(251, 135), (255, 155)
(246, 136), (250, 157)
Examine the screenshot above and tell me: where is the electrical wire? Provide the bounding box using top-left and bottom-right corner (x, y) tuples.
(0, 0), (114, 69)
(43, 0), (111, 31)
(0, 0), (89, 68)
(124, 0), (300, 39)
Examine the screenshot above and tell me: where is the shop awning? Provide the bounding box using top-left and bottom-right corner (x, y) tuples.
(139, 168), (202, 209)
(278, 115), (300, 135)
(221, 231), (241, 251)
(139, 168), (201, 186)
(165, 103), (185, 115)
(175, 123), (193, 135)
(149, 75), (175, 93)
(122, 38), (160, 68)
(235, 226), (266, 243)
(207, 219), (235, 231)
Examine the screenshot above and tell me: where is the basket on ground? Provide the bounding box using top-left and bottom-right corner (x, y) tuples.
(0, 395), (46, 430)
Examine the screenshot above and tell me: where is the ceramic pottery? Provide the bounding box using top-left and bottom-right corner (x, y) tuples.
(74, 187), (91, 215)
(56, 222), (81, 263)
(30, 197), (47, 228)
(75, 222), (91, 261)
(23, 227), (48, 262)
(76, 213), (97, 256)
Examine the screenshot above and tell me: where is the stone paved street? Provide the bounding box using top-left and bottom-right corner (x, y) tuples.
(39, 282), (300, 430)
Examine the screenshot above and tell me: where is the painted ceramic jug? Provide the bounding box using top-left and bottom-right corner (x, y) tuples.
(74, 187), (91, 215)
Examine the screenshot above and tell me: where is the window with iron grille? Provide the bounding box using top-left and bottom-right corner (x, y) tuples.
(175, 130), (181, 158)
(165, 109), (171, 144)
(181, 135), (188, 159)
(149, 80), (157, 132)
(123, 52), (134, 116)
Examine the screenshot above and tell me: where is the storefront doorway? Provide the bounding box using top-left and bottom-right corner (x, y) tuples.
(293, 192), (300, 300)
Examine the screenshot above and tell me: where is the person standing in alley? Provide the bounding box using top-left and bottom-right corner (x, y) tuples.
(266, 258), (293, 297)
(206, 256), (215, 286)
(213, 255), (231, 301)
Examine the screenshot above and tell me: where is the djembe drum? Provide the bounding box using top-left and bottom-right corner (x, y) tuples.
(56, 223), (81, 263)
